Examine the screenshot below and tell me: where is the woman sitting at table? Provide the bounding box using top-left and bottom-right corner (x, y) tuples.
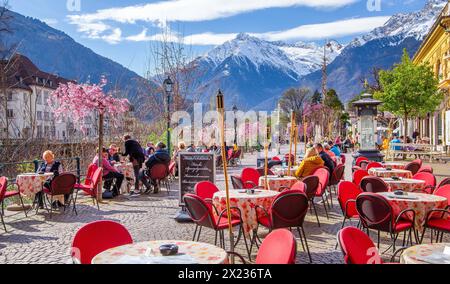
(36, 150), (64, 208)
(295, 148), (324, 179)
(93, 147), (124, 197)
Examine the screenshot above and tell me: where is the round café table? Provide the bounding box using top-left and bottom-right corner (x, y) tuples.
(16, 173), (64, 204)
(369, 168), (413, 179)
(272, 166), (298, 177)
(114, 162), (135, 193)
(258, 175), (298, 192)
(382, 162), (407, 170)
(401, 243), (450, 264)
(377, 192), (448, 232)
(383, 178), (427, 193)
(91, 240), (228, 264)
(212, 189), (279, 236)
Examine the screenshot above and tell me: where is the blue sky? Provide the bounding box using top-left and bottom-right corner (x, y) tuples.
(8, 0), (428, 76)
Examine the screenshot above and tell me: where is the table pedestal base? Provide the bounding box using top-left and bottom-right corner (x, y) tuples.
(174, 208), (193, 223)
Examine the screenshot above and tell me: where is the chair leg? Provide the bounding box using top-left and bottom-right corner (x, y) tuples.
(335, 217), (347, 250)
(0, 209), (6, 232)
(214, 230), (218, 246)
(49, 196), (53, 219)
(311, 200), (321, 227)
(193, 224), (199, 242)
(240, 226), (251, 261)
(17, 194), (28, 218)
(197, 226), (202, 242)
(299, 227), (312, 264)
(420, 228), (426, 244)
(321, 196), (329, 219)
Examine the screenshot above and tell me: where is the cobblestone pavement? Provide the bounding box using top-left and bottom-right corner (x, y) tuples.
(0, 146), (449, 264)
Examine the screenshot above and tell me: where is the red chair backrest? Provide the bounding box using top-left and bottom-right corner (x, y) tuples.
(302, 176), (320, 199)
(434, 185), (450, 207)
(353, 169), (369, 188)
(312, 167), (330, 196)
(257, 168), (275, 177)
(355, 157), (369, 167)
(359, 160), (370, 170)
(233, 149), (242, 159)
(227, 149), (234, 161)
(413, 172), (436, 188)
(85, 164), (98, 186)
(418, 165), (433, 174)
(194, 181), (219, 201)
(337, 181), (363, 218)
(49, 173), (77, 196)
(338, 227), (382, 264)
(412, 159), (423, 168)
(168, 162), (176, 175)
(231, 175), (244, 190)
(183, 194), (216, 229)
(340, 155), (346, 164)
(437, 178), (450, 190)
(270, 190), (309, 229)
(405, 162), (421, 175)
(71, 220), (133, 264)
(149, 164), (169, 180)
(356, 193), (393, 233)
(291, 181), (306, 192)
(272, 156), (281, 162)
(255, 229), (297, 264)
(360, 177), (389, 193)
(366, 162), (383, 171)
(0, 177), (7, 201)
(330, 164), (345, 186)
(241, 168), (261, 189)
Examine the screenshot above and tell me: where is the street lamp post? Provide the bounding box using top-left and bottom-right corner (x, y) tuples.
(164, 76), (174, 155)
(233, 105), (238, 145)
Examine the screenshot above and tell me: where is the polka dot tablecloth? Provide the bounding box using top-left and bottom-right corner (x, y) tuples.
(258, 176), (299, 192)
(369, 168), (413, 179)
(383, 178), (427, 193)
(212, 190), (279, 236)
(91, 240), (228, 264)
(378, 192), (448, 231)
(401, 243), (450, 264)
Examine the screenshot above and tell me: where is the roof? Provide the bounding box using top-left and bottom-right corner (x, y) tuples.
(0, 54), (74, 92)
(352, 93), (382, 106)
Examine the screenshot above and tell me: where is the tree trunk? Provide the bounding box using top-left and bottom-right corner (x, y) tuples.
(404, 113), (408, 143)
(97, 113), (104, 202)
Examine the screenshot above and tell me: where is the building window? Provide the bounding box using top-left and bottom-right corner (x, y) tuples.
(36, 91), (43, 105)
(44, 112), (49, 121)
(37, 126), (43, 138)
(37, 111), (43, 120)
(6, 109), (14, 118)
(44, 91), (49, 106)
(51, 126), (56, 138)
(44, 126), (49, 137)
(7, 92), (13, 101)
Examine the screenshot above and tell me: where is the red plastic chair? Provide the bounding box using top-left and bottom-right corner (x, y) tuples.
(340, 155), (346, 165)
(75, 164), (98, 190)
(241, 168), (261, 189)
(352, 169), (369, 188)
(0, 177), (27, 232)
(312, 167), (331, 219)
(256, 190), (312, 263)
(256, 168), (275, 177)
(366, 162), (383, 171)
(437, 178), (450, 190)
(359, 160), (370, 170)
(272, 157), (281, 162)
(231, 175), (244, 190)
(149, 164), (171, 194)
(355, 157), (369, 167)
(302, 175), (321, 227)
(413, 172), (437, 194)
(404, 162), (421, 175)
(412, 159), (423, 168)
(337, 181), (363, 229)
(421, 186), (450, 244)
(71, 220), (133, 264)
(75, 168), (102, 210)
(356, 193), (417, 249)
(329, 164), (346, 201)
(183, 194), (250, 259)
(418, 165), (433, 174)
(194, 181), (219, 204)
(360, 176), (389, 193)
(43, 173), (77, 218)
(433, 185), (450, 208)
(337, 227), (383, 264)
(168, 161), (176, 179)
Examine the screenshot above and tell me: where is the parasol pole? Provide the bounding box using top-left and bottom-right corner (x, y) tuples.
(294, 124), (298, 167)
(216, 90), (235, 263)
(288, 111), (295, 176)
(304, 118), (308, 154)
(264, 125), (270, 189)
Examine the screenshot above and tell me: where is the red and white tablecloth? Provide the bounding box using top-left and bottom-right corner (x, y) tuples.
(212, 190), (279, 236)
(401, 243), (450, 264)
(383, 178), (427, 193)
(378, 192), (448, 231)
(114, 162), (135, 193)
(272, 166), (298, 177)
(369, 168), (413, 179)
(16, 173), (64, 204)
(382, 162), (407, 170)
(91, 240), (228, 264)
(258, 176), (298, 192)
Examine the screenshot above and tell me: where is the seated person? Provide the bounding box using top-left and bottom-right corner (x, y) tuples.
(295, 148), (324, 178)
(391, 136), (402, 151)
(108, 144), (121, 164)
(140, 142), (171, 194)
(314, 143), (335, 174)
(93, 147), (124, 197)
(37, 150), (64, 208)
(324, 143), (337, 163)
(145, 142), (155, 158)
(329, 141), (341, 157)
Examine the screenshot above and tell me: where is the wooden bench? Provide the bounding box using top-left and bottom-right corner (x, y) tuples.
(387, 143), (447, 162)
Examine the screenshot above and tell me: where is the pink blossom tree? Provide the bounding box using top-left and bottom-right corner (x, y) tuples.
(49, 78), (130, 201)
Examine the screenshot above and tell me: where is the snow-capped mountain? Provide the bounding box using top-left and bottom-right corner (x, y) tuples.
(300, 0), (447, 103)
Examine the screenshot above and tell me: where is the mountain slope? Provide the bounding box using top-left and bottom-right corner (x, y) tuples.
(300, 0), (446, 102)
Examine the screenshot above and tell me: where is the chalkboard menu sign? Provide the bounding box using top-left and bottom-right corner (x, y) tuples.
(178, 153), (216, 206)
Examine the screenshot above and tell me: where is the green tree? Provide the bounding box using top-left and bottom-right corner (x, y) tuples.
(324, 89), (344, 111)
(279, 87), (311, 125)
(375, 49), (443, 140)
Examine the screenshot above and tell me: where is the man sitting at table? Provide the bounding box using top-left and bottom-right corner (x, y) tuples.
(140, 142), (171, 194)
(93, 147), (124, 197)
(108, 144), (121, 164)
(37, 150), (64, 208)
(314, 143), (335, 174)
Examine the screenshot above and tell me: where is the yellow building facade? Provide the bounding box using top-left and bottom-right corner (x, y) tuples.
(413, 1), (450, 149)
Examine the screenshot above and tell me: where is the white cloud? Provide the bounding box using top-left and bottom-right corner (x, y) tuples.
(68, 0), (359, 40)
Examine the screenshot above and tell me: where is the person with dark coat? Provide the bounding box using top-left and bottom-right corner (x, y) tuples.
(314, 143), (335, 174)
(37, 150), (64, 208)
(140, 142), (171, 194)
(122, 135), (145, 195)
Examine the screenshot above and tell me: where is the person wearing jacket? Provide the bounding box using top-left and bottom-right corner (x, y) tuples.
(36, 150), (64, 208)
(314, 143), (335, 174)
(140, 142), (171, 194)
(295, 148), (324, 178)
(122, 135), (145, 195)
(93, 148), (124, 197)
